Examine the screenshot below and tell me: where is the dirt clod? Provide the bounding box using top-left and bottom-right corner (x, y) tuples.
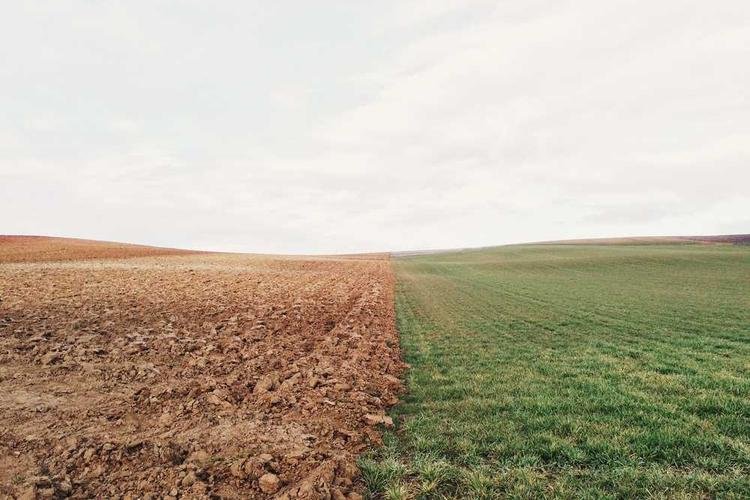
(363, 414), (394, 428)
(259, 473), (281, 494)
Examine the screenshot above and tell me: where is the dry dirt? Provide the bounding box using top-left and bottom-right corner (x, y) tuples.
(0, 238), (404, 499)
(0, 236), (196, 264)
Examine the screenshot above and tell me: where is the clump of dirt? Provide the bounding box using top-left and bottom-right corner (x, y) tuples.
(0, 248), (404, 499)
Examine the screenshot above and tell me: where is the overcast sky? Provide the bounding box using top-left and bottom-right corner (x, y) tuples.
(1, 1), (748, 254)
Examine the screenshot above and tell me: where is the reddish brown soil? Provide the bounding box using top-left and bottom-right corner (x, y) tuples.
(0, 239), (403, 499)
(0, 236), (197, 263)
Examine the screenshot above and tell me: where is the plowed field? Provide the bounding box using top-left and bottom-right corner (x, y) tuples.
(0, 236), (195, 264)
(0, 238), (403, 499)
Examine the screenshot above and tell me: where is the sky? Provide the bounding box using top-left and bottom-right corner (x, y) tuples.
(1, 1), (748, 254)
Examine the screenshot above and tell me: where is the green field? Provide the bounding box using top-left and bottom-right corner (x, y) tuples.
(361, 244), (750, 499)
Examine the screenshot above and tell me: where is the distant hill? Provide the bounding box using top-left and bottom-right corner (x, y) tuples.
(394, 234), (750, 258)
(0, 235), (198, 263)
(536, 234), (750, 246)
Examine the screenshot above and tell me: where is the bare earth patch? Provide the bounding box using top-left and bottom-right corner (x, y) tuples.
(0, 236), (197, 263)
(0, 239), (403, 499)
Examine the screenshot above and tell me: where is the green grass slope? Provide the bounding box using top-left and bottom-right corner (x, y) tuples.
(362, 244), (750, 499)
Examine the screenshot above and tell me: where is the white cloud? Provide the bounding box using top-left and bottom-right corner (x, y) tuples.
(1, 1), (748, 253)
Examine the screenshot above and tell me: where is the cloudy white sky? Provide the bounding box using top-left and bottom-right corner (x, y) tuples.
(1, 1), (748, 253)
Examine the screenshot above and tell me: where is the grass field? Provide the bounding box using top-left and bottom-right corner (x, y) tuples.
(361, 244), (750, 498)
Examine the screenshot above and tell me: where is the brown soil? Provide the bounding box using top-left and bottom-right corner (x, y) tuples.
(0, 236), (197, 264)
(0, 238), (404, 499)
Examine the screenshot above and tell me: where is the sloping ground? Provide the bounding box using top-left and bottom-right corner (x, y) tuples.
(0, 236), (197, 263)
(0, 249), (404, 498)
(538, 234), (750, 245)
(392, 234), (750, 259)
(683, 234), (750, 244)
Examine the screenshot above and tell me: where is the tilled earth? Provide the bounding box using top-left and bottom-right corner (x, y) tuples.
(0, 239), (404, 499)
(0, 236), (195, 264)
